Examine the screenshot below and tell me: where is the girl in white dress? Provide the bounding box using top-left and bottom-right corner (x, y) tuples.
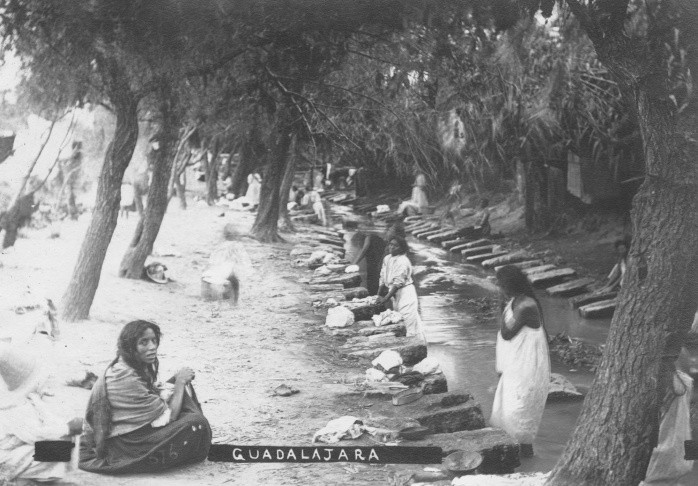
(490, 265), (550, 457)
(377, 236), (426, 342)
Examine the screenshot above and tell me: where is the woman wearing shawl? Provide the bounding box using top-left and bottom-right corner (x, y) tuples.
(79, 320), (211, 474)
(377, 236), (426, 341)
(489, 265), (550, 458)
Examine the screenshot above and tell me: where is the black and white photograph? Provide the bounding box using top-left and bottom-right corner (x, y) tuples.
(0, 1), (697, 485)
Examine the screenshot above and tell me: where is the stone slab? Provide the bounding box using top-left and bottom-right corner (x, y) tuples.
(546, 278), (595, 296)
(579, 298), (617, 318)
(528, 268), (576, 285)
(402, 427), (520, 474)
(481, 251), (532, 268)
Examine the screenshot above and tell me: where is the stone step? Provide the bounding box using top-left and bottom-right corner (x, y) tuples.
(481, 251), (532, 268)
(460, 245), (497, 257)
(459, 238), (493, 249)
(415, 227), (444, 238)
(357, 323), (406, 337)
(341, 337), (427, 366)
(398, 427), (520, 474)
(546, 278), (596, 296)
(309, 273), (362, 288)
(341, 301), (387, 321)
(528, 268), (576, 285)
(323, 373), (448, 399)
(369, 393), (486, 435)
(442, 237), (471, 249)
(569, 290), (617, 308)
(466, 251), (509, 264)
(521, 264), (557, 275)
(494, 260), (544, 272)
(579, 298), (617, 318)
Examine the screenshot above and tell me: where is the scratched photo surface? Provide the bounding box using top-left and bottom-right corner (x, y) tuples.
(1, 1), (697, 486)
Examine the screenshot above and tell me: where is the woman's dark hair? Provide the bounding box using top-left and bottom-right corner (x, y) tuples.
(111, 320), (161, 390)
(389, 236), (410, 255)
(386, 222), (406, 241)
(496, 265), (537, 300)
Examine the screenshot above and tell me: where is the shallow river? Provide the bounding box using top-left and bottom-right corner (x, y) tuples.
(344, 226), (697, 480)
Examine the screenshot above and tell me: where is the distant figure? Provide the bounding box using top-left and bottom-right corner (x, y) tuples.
(474, 198), (491, 237)
(288, 185), (298, 210)
(441, 182), (463, 225)
(599, 237), (630, 293)
(80, 320), (211, 474)
(295, 188), (305, 207)
(377, 236), (425, 341)
(0, 342), (84, 483)
(245, 172), (262, 210)
(640, 359), (693, 485)
(306, 186), (328, 226)
(120, 183), (135, 219)
(397, 170), (429, 216)
(328, 168), (351, 190)
(351, 223), (406, 296)
(490, 265), (550, 458)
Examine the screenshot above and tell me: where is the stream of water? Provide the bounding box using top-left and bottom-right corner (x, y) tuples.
(343, 225), (697, 480)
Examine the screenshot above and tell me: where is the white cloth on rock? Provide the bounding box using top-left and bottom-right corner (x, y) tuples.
(379, 254), (425, 341)
(412, 357), (441, 376)
(325, 306), (354, 328)
(640, 370), (693, 485)
(371, 350), (403, 372)
(452, 472), (549, 486)
(490, 299), (550, 444)
(313, 416), (365, 444)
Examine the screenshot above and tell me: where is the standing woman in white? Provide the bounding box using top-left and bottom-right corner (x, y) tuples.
(490, 265), (550, 458)
(377, 236), (426, 342)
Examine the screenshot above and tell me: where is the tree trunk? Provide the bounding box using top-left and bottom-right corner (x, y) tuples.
(547, 4), (698, 484)
(61, 87), (139, 322)
(205, 142), (220, 206)
(231, 137), (257, 197)
(250, 113), (293, 242)
(278, 135), (297, 232)
(119, 86), (177, 279)
(523, 159), (548, 232)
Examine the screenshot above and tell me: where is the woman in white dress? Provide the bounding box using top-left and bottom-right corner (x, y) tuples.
(397, 171), (429, 216)
(245, 172), (262, 209)
(377, 236), (426, 342)
(490, 265), (550, 457)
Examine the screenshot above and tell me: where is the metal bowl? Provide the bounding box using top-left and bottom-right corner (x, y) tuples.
(444, 450), (483, 476)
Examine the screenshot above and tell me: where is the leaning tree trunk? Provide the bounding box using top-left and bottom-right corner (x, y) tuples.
(278, 135), (297, 232)
(547, 6), (698, 485)
(61, 84), (139, 321)
(250, 114), (293, 242)
(119, 86), (178, 279)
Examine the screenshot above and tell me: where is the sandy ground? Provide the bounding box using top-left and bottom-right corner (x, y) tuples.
(0, 202), (398, 485)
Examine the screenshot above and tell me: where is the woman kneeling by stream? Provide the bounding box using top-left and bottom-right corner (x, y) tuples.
(490, 265), (550, 458)
(80, 320), (211, 474)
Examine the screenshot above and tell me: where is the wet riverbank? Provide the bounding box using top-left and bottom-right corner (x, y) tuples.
(342, 220), (698, 481)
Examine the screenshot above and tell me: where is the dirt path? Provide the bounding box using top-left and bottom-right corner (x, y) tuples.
(0, 204), (396, 485)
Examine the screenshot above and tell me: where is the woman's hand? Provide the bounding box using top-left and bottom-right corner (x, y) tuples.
(175, 367), (195, 385)
(67, 417), (84, 436)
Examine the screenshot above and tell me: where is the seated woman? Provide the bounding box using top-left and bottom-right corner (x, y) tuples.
(80, 320), (211, 474)
(474, 198), (491, 237)
(377, 236), (426, 341)
(598, 237), (630, 293)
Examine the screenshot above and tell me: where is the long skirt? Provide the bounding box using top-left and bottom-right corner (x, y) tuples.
(490, 326), (550, 443)
(393, 284), (425, 341)
(79, 392), (211, 474)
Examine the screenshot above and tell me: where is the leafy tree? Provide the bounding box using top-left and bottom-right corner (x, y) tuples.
(508, 1), (698, 484)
